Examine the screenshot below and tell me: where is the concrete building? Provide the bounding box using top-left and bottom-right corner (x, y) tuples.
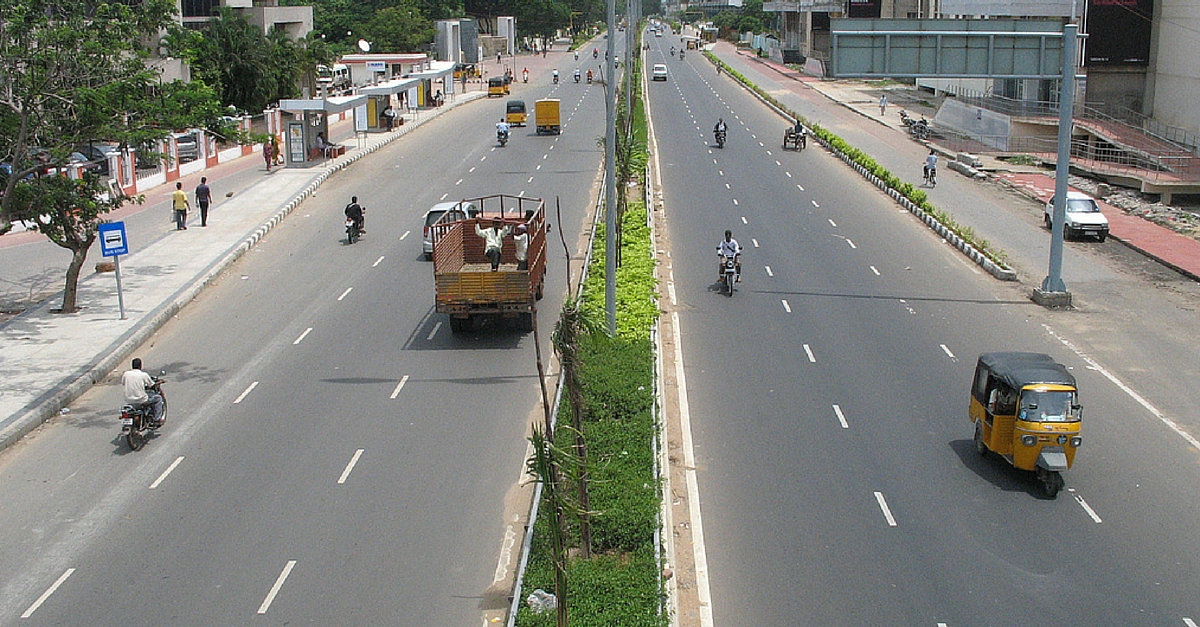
(178, 0), (313, 38)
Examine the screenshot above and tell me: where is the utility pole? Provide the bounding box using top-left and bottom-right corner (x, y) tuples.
(1034, 18), (1079, 308)
(604, 0), (618, 334)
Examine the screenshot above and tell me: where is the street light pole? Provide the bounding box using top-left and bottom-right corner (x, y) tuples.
(1035, 20), (1079, 308)
(604, 0), (617, 334)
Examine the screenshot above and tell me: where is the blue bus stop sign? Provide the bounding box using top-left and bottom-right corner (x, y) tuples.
(98, 222), (128, 257)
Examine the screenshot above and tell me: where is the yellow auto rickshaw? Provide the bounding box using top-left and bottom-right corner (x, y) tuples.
(968, 352), (1083, 498)
(506, 100), (527, 126)
(488, 77), (506, 97)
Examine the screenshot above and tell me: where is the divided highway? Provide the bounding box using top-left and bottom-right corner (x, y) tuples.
(647, 35), (1200, 627)
(0, 43), (617, 627)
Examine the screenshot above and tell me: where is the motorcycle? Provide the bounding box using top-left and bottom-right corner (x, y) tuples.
(553, 73), (559, 84)
(346, 209), (364, 244)
(574, 51), (579, 61)
(522, 71), (529, 83)
(923, 164), (937, 187)
(714, 128), (726, 149)
(587, 71), (593, 84)
(574, 70), (581, 83)
(593, 48), (598, 59)
(909, 117), (930, 141)
(497, 128), (509, 147)
(719, 256), (738, 297)
(120, 377), (166, 451)
(898, 109), (914, 128)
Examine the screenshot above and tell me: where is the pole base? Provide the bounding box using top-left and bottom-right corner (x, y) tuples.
(1031, 288), (1072, 309)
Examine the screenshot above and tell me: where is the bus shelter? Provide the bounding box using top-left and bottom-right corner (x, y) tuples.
(278, 94), (367, 166)
(407, 61), (456, 107)
(360, 77), (422, 131)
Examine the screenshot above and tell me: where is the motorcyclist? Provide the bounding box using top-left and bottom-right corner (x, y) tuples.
(716, 230), (742, 282)
(586, 69), (593, 83)
(344, 196), (365, 235)
(923, 149), (938, 183)
(574, 68), (581, 82)
(593, 48), (598, 58)
(552, 68), (559, 83)
(522, 68), (529, 83)
(714, 118), (728, 145)
(670, 46), (676, 57)
(496, 118), (511, 143)
(122, 358), (164, 427)
(574, 51), (579, 61)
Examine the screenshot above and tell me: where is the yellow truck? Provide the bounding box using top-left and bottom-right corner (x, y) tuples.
(429, 195), (547, 333)
(535, 98), (561, 135)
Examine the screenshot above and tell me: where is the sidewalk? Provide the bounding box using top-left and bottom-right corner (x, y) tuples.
(710, 41), (1200, 282)
(0, 91), (487, 450)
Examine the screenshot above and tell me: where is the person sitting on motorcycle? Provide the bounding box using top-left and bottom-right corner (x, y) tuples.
(714, 118), (728, 139)
(122, 358), (164, 426)
(522, 68), (529, 82)
(552, 68), (559, 82)
(574, 68), (581, 82)
(586, 69), (594, 82)
(496, 118), (510, 139)
(923, 149), (938, 181)
(670, 46), (676, 56)
(717, 230), (742, 282)
(593, 48), (598, 58)
(345, 196), (365, 235)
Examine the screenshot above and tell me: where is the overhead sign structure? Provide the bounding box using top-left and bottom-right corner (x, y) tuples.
(98, 221), (129, 319)
(830, 18), (1067, 79)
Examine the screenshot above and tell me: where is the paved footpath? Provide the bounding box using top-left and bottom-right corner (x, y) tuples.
(0, 89), (491, 450)
(707, 41), (1200, 282)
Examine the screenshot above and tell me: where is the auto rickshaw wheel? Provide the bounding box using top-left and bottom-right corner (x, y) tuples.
(973, 422), (987, 456)
(1037, 467), (1064, 499)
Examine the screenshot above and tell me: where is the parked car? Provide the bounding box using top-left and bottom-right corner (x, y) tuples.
(652, 64), (668, 81)
(422, 201), (480, 261)
(74, 143), (120, 176)
(174, 133), (200, 163)
(1044, 190), (1109, 242)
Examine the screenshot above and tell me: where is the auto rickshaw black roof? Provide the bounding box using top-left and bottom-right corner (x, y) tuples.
(978, 352), (1076, 389)
(507, 100), (526, 112)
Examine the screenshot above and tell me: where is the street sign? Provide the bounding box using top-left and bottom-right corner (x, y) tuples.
(98, 222), (128, 257)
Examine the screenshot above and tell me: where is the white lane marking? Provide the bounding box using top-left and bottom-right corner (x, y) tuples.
(390, 375), (410, 400)
(469, 166), (476, 173)
(1073, 493), (1103, 523)
(811, 200), (820, 208)
(786, 171), (792, 178)
(440, 192), (449, 200)
(751, 239), (759, 247)
(257, 560), (297, 614)
(542, 153), (548, 160)
(519, 190), (526, 197)
(833, 404), (849, 429)
(528, 176), (534, 183)
(1183, 618), (1197, 627)
(338, 449), (365, 484)
(740, 216), (747, 224)
(337, 287), (353, 301)
(797, 184), (804, 191)
(940, 344), (957, 360)
(670, 311), (716, 627)
(427, 321), (442, 340)
(549, 144), (555, 150)
(713, 158), (718, 164)
(765, 266), (773, 277)
(21, 568), (76, 618)
(900, 300), (916, 314)
(718, 170), (724, 176)
(874, 492), (898, 526)
(455, 178), (463, 185)
(767, 151), (773, 156)
(732, 198), (739, 206)
(493, 524), (519, 584)
(828, 219), (837, 227)
(373, 256), (385, 267)
(804, 344), (816, 362)
(149, 456), (185, 489)
(846, 239), (857, 249)
(725, 183), (731, 189)
(536, 164), (542, 170)
(782, 300), (792, 313)
(233, 381), (259, 404)
(870, 266), (880, 276)
(938, 623), (949, 627)
(758, 141), (764, 147)
(399, 230), (410, 240)
(293, 327), (312, 345)
(1044, 324), (1200, 451)
(481, 155), (487, 161)
(775, 160), (781, 166)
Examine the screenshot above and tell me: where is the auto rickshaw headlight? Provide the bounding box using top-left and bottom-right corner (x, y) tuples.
(1070, 436), (1082, 447)
(1021, 435), (1037, 447)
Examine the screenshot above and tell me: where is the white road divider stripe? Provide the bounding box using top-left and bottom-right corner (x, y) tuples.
(874, 492), (898, 526)
(21, 568), (75, 618)
(373, 256), (386, 267)
(149, 456), (185, 489)
(257, 560), (297, 614)
(765, 266), (773, 277)
(390, 375), (410, 400)
(427, 322), (442, 340)
(833, 405), (849, 429)
(338, 449), (364, 484)
(337, 287), (353, 301)
(940, 344), (957, 360)
(233, 381), (258, 404)
(292, 327), (312, 345)
(804, 344), (816, 363)
(781, 300), (791, 313)
(1073, 493), (1103, 523)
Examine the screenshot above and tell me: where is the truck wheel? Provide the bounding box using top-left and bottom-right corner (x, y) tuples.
(535, 278), (545, 300)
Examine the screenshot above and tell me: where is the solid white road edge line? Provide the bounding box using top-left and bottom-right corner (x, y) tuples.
(338, 449), (364, 484)
(257, 560), (297, 614)
(671, 311), (715, 627)
(390, 375), (410, 400)
(874, 491), (898, 527)
(20, 568), (75, 618)
(149, 456), (185, 490)
(233, 381), (258, 404)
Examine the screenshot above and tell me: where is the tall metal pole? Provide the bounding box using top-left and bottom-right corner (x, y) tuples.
(1039, 20), (1078, 300)
(604, 0), (618, 334)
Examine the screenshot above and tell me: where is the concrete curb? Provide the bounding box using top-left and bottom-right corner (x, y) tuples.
(706, 52), (1019, 282)
(0, 92), (487, 452)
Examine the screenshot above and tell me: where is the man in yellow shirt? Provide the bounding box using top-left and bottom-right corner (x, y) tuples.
(171, 181), (190, 230)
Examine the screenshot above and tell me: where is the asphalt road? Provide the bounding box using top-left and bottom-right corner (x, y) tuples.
(647, 36), (1200, 627)
(0, 43), (615, 626)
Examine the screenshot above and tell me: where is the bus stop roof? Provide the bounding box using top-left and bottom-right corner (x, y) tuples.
(360, 76), (422, 96)
(407, 60), (455, 80)
(278, 94), (367, 114)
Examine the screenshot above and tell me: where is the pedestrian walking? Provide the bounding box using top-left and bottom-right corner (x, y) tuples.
(263, 139), (275, 171)
(879, 94), (888, 116)
(195, 176), (212, 227)
(497, 52), (502, 64)
(171, 181), (190, 230)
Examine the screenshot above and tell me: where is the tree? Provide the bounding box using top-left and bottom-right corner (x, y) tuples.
(0, 0), (220, 310)
(361, 1), (436, 53)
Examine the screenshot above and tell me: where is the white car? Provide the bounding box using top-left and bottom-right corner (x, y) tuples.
(422, 201), (479, 260)
(1044, 190), (1109, 242)
(652, 64), (668, 81)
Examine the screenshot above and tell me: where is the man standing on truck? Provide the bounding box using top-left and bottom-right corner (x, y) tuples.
(475, 217), (511, 271)
(513, 223), (530, 271)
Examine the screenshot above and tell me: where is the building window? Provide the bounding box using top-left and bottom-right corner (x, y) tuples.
(181, 0), (219, 19)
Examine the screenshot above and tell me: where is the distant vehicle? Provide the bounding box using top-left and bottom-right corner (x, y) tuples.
(423, 201), (480, 261)
(652, 64), (668, 81)
(535, 99), (561, 135)
(1044, 190), (1109, 242)
(317, 63), (351, 93)
(74, 143), (120, 176)
(506, 100), (528, 127)
(174, 133), (200, 163)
